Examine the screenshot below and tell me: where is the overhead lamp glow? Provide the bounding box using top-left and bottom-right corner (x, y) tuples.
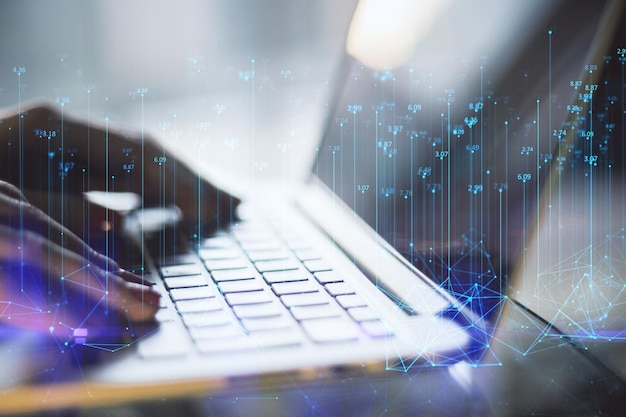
(346, 0), (451, 70)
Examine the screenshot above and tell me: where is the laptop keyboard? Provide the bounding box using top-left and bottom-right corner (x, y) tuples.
(137, 218), (392, 358)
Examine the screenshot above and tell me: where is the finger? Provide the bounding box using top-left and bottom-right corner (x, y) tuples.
(0, 192), (121, 272)
(0, 225), (159, 326)
(21, 188), (127, 239)
(124, 281), (160, 309)
(0, 180), (27, 202)
(0, 192), (147, 287)
(117, 268), (154, 286)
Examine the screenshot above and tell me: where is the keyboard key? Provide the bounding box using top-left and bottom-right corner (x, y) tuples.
(324, 282), (356, 296)
(181, 311), (230, 327)
(255, 259), (301, 273)
(280, 291), (331, 307)
(164, 275), (208, 289)
(170, 286), (214, 301)
(196, 337), (255, 354)
(137, 322), (190, 358)
(199, 235), (234, 249)
(303, 259), (332, 272)
(272, 280), (319, 295)
(289, 304), (342, 321)
(246, 248), (291, 262)
(284, 238), (311, 250)
(198, 248), (241, 260)
(300, 318), (360, 343)
(157, 253), (199, 267)
(347, 306), (380, 322)
(336, 294), (368, 309)
(232, 229), (274, 243)
(293, 248), (321, 261)
(218, 279), (265, 293)
(211, 267), (257, 282)
(175, 298), (222, 314)
(263, 269), (311, 284)
(232, 302), (284, 319)
(241, 315), (294, 332)
(238, 240), (283, 252)
(204, 258), (249, 271)
(160, 264), (204, 278)
(249, 328), (302, 348)
(360, 320), (392, 338)
(225, 290), (272, 306)
(189, 323), (245, 341)
(314, 271), (343, 284)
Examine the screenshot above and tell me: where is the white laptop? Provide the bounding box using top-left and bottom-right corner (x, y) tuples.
(1, 0), (624, 414)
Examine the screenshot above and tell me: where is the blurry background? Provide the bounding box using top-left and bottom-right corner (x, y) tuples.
(1, 1), (626, 415)
(0, 0), (560, 187)
(2, 0), (624, 347)
(0, 0), (357, 184)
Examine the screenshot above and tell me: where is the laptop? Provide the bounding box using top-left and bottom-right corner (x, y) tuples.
(1, 0), (624, 413)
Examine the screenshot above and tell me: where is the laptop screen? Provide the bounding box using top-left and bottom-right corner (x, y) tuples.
(311, 0), (619, 307)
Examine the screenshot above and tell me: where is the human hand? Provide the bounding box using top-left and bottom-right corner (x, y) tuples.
(0, 180), (159, 340)
(0, 102), (240, 238)
(0, 101), (240, 338)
